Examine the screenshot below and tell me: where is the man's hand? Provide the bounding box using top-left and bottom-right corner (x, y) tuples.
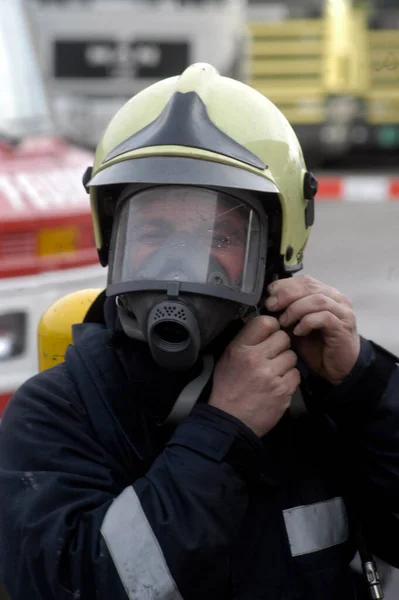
(209, 316), (300, 438)
(265, 275), (360, 385)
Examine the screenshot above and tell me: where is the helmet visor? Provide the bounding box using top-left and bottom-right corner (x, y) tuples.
(108, 185), (267, 301)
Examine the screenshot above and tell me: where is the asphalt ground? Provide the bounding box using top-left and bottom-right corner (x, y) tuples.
(303, 197), (399, 599)
(303, 200), (399, 355)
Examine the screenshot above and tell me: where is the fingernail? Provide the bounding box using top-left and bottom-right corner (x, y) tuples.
(266, 295), (278, 309)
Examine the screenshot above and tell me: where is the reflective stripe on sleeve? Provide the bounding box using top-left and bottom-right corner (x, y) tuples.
(283, 496), (349, 557)
(101, 486), (183, 600)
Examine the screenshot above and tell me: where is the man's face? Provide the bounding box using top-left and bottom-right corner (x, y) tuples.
(126, 188), (248, 285)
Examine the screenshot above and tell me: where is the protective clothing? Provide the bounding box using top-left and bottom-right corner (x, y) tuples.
(2, 62), (397, 600)
(1, 298), (399, 600)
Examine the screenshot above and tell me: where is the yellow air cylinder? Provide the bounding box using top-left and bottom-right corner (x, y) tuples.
(38, 288), (103, 372)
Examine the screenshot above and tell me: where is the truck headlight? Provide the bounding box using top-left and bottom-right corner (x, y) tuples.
(327, 96), (362, 122)
(0, 312), (26, 360)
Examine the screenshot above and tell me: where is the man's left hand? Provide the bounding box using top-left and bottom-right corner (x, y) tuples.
(265, 275), (361, 385)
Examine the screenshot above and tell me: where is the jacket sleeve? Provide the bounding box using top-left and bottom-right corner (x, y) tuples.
(0, 364), (264, 600)
(304, 337), (399, 567)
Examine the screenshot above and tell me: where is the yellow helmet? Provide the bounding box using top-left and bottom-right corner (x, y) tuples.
(83, 62), (318, 275)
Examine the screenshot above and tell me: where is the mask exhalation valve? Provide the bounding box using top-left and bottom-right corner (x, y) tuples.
(147, 300), (201, 371)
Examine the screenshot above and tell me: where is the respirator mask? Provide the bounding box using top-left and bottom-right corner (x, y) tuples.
(107, 184), (268, 372)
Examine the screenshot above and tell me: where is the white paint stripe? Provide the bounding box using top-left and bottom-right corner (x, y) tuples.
(314, 176), (398, 201)
(0, 175), (25, 210)
(101, 486), (183, 600)
(16, 173), (50, 209)
(342, 177), (389, 202)
(0, 168), (90, 213)
(283, 497), (349, 557)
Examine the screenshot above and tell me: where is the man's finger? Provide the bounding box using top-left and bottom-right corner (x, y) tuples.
(266, 275), (350, 312)
(278, 294), (350, 328)
(268, 349), (298, 376)
(231, 315), (280, 347)
(258, 329), (292, 359)
(274, 367), (301, 397)
(293, 311), (342, 337)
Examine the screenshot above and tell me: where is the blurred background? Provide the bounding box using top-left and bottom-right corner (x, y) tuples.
(26, 0), (399, 163)
(0, 0), (398, 597)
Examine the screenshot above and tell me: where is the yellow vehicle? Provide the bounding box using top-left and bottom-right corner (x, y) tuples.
(247, 0), (399, 166)
(365, 0), (399, 150)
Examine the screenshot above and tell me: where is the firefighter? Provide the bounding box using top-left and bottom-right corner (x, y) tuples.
(1, 63), (398, 600)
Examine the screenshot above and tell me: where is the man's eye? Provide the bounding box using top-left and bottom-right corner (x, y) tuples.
(138, 230), (167, 244)
(212, 232), (243, 248)
(212, 234), (232, 248)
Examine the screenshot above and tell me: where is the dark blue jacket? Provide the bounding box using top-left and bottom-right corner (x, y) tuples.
(1, 300), (399, 600)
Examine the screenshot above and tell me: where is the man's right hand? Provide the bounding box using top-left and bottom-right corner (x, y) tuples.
(208, 316), (300, 438)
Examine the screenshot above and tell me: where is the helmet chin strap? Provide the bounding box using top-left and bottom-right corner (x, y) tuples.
(157, 354), (214, 426)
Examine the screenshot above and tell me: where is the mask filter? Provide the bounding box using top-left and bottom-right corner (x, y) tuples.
(147, 300), (201, 371)
(118, 291), (240, 371)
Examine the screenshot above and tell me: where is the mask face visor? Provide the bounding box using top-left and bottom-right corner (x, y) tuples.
(108, 185), (267, 304)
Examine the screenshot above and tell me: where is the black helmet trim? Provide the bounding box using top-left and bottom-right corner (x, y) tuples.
(89, 155), (278, 194)
(102, 91), (266, 171)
